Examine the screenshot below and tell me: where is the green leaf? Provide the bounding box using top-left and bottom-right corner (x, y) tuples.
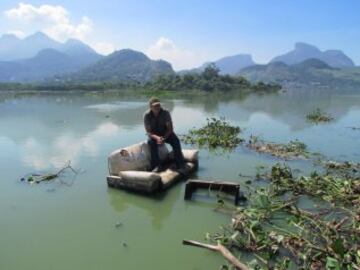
(326, 257), (341, 270)
(332, 238), (345, 257)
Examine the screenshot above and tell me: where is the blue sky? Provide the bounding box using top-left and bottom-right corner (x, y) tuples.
(0, 0), (359, 69)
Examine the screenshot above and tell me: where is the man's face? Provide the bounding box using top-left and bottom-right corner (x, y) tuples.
(151, 103), (161, 115)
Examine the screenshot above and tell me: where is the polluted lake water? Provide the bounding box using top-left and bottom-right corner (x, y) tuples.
(0, 90), (359, 269)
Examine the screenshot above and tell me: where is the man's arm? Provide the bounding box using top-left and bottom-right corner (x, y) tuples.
(144, 113), (162, 143)
(163, 111), (174, 140)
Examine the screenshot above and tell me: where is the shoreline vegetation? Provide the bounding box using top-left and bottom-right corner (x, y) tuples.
(182, 118), (360, 269)
(0, 65), (281, 94)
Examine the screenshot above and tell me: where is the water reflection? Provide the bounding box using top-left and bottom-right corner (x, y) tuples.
(0, 96), (174, 169)
(1, 90), (360, 168)
(21, 122), (121, 169)
(227, 91), (360, 131)
(107, 186), (181, 231)
(1, 91), (359, 134)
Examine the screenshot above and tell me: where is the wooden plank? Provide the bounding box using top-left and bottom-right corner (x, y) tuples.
(184, 179), (241, 205)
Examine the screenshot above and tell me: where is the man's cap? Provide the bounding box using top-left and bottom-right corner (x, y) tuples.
(149, 97), (161, 106)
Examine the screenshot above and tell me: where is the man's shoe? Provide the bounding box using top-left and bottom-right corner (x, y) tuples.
(169, 163), (177, 170)
(175, 163), (188, 174)
(151, 165), (165, 173)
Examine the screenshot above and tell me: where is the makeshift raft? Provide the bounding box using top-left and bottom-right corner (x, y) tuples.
(107, 141), (199, 193)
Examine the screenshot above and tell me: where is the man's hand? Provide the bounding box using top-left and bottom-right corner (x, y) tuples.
(153, 135), (164, 145)
(158, 136), (165, 145)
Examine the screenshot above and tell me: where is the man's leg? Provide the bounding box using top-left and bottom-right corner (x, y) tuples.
(165, 133), (185, 167)
(148, 138), (160, 170)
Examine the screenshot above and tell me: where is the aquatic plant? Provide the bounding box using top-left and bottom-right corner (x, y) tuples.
(306, 108), (334, 124)
(267, 163), (360, 205)
(247, 136), (310, 160)
(324, 160), (360, 171)
(189, 162), (360, 269)
(181, 117), (244, 150)
(225, 189), (359, 269)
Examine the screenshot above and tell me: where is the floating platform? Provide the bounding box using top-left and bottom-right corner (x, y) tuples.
(184, 180), (241, 205)
(107, 141), (198, 194)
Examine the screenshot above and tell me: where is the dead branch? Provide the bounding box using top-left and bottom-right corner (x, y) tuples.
(182, 239), (250, 270)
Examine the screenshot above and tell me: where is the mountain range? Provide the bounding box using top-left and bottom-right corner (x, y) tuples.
(179, 54), (255, 75)
(60, 49), (174, 83)
(0, 32), (358, 87)
(270, 42), (355, 68)
(0, 32), (103, 82)
(239, 58), (360, 88)
(0, 32), (175, 83)
(0, 32), (101, 62)
(179, 42), (355, 77)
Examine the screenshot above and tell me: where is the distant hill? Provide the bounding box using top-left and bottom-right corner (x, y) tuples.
(180, 54), (255, 75)
(0, 32), (103, 82)
(0, 32), (102, 61)
(0, 33), (172, 83)
(0, 48), (99, 82)
(239, 58), (360, 88)
(270, 42), (355, 68)
(0, 32), (61, 60)
(60, 49), (175, 83)
(0, 34), (22, 60)
(60, 38), (102, 67)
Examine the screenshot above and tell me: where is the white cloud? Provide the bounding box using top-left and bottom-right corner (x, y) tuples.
(147, 37), (205, 70)
(5, 3), (68, 22)
(6, 29), (26, 38)
(92, 42), (116, 55)
(4, 2), (93, 42)
(22, 122), (121, 170)
(46, 16), (93, 42)
(152, 37), (176, 51)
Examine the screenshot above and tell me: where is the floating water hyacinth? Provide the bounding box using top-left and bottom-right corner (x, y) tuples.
(181, 117), (244, 151)
(205, 162), (360, 269)
(247, 136), (311, 160)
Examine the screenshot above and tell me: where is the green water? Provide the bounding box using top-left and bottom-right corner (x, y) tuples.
(0, 90), (359, 270)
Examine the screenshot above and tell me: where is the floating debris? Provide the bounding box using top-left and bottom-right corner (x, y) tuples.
(306, 108), (334, 124)
(347, 126), (360, 131)
(181, 117), (244, 151)
(22, 161), (78, 185)
(267, 163), (360, 205)
(322, 161), (360, 188)
(196, 162), (360, 269)
(324, 160), (360, 171)
(115, 221), (123, 228)
(247, 136), (310, 160)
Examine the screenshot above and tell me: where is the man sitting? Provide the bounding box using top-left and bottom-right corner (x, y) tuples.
(144, 97), (185, 172)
